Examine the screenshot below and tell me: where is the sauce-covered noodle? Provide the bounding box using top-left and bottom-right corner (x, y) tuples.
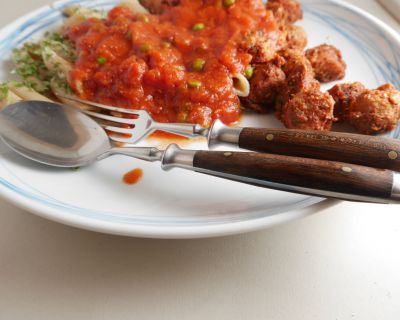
(64, 0), (280, 127)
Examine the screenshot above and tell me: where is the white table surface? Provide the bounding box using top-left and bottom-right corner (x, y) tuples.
(1, 1), (400, 319)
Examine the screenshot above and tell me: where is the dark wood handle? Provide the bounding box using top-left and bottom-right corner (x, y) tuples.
(238, 128), (400, 172)
(193, 151), (394, 202)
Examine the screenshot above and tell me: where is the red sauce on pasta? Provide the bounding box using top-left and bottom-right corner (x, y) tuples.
(65, 0), (279, 127)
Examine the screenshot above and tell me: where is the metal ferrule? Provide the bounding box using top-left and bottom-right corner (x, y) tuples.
(152, 122), (209, 138)
(392, 172), (400, 202)
(161, 144), (196, 171)
(207, 120), (243, 149)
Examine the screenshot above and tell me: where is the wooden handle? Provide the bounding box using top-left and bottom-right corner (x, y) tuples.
(238, 128), (400, 172)
(193, 151), (394, 201)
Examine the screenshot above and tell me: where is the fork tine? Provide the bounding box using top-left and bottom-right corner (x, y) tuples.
(59, 94), (142, 116)
(108, 135), (133, 144)
(103, 126), (134, 135)
(84, 110), (136, 125)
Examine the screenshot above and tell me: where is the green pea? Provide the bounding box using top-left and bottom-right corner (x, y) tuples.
(188, 80), (202, 88)
(140, 43), (151, 53)
(245, 65), (254, 79)
(138, 15), (149, 23)
(97, 57), (107, 64)
(223, 0), (236, 7)
(192, 58), (206, 72)
(192, 23), (205, 31)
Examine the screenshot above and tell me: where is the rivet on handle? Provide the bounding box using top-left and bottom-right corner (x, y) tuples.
(388, 151), (398, 160)
(266, 134), (274, 141)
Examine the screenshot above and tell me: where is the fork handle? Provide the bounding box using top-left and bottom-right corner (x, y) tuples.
(161, 145), (400, 204)
(208, 121), (400, 171)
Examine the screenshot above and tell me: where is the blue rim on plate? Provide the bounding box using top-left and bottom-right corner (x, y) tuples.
(0, 0), (399, 238)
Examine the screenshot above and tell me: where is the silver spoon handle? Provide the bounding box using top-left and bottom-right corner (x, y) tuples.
(107, 147), (163, 162)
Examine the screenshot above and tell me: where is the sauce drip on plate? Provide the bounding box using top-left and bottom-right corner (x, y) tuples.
(123, 168), (144, 185)
(64, 0), (280, 127)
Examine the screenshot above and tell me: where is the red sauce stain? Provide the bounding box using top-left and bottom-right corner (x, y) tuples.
(123, 168), (143, 185)
(149, 130), (190, 141)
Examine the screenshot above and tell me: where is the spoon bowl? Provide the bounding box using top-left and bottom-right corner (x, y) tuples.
(0, 101), (111, 167)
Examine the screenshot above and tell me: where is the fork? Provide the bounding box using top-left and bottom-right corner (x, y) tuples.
(58, 94), (209, 143)
(59, 94), (400, 172)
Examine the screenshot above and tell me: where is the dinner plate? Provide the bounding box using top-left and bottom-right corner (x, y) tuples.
(0, 0), (399, 239)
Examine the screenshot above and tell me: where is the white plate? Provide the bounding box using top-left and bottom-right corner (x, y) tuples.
(0, 0), (399, 239)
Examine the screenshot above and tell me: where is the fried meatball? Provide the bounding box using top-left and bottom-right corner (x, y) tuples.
(377, 83), (397, 92)
(276, 49), (320, 112)
(139, 0), (180, 14)
(241, 61), (286, 113)
(266, 0), (303, 25)
(277, 25), (307, 51)
(280, 50), (317, 89)
(279, 89), (335, 131)
(284, 25), (307, 50)
(347, 85), (400, 134)
(328, 82), (366, 121)
(241, 31), (279, 64)
(305, 44), (346, 83)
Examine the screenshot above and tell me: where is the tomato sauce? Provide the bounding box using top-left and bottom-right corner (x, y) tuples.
(64, 0), (279, 127)
(123, 168), (144, 185)
(148, 130), (190, 141)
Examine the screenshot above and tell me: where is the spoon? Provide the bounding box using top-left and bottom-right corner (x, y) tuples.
(0, 101), (399, 204)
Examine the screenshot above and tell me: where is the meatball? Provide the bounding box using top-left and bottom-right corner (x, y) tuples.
(285, 25), (307, 50)
(279, 89), (335, 131)
(276, 49), (320, 112)
(347, 84), (400, 134)
(139, 0), (180, 14)
(273, 49), (335, 130)
(241, 60), (286, 113)
(241, 31), (279, 64)
(280, 50), (317, 89)
(306, 44), (347, 83)
(277, 25), (308, 51)
(266, 0), (303, 25)
(328, 82), (366, 121)
(377, 83), (397, 92)
(305, 44), (346, 83)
